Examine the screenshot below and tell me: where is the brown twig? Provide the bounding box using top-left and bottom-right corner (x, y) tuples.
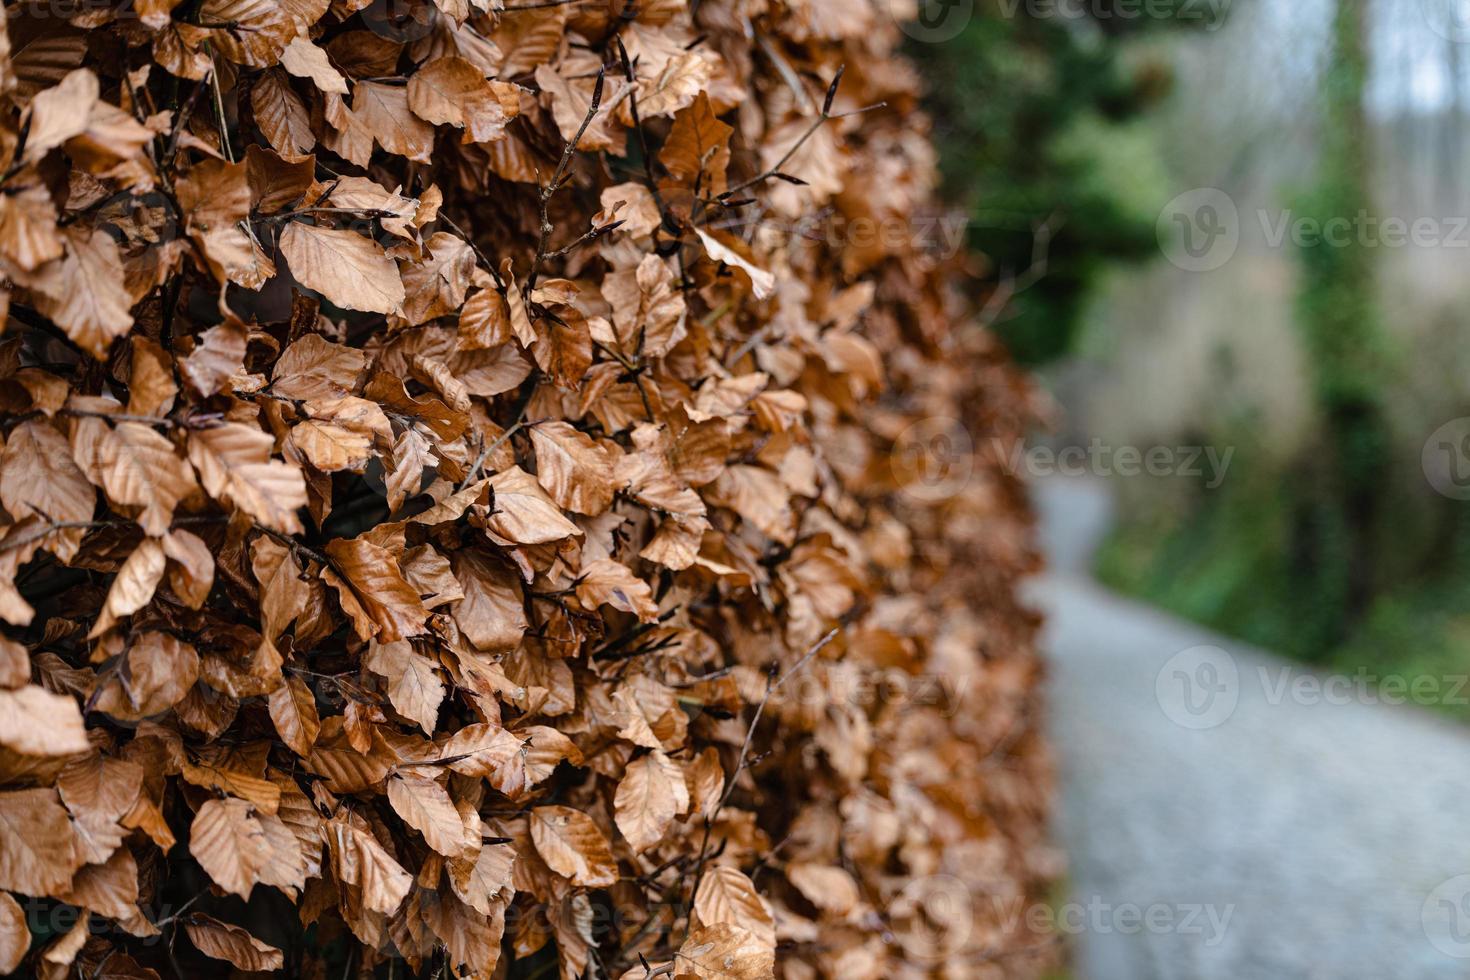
(207, 50), (233, 164)
(151, 889), (210, 929)
(527, 65), (606, 294)
(0, 521), (118, 555)
(713, 627), (839, 815)
(754, 30), (815, 115)
(0, 514), (229, 556)
(676, 627), (841, 954)
(257, 206), (396, 224)
(1, 408), (182, 431)
(546, 218), (625, 260)
(463, 382), (538, 487)
(977, 213), (1060, 328)
(253, 524), (332, 570)
(164, 77), (212, 164)
(499, 0), (590, 9)
(439, 213), (508, 292)
(717, 68), (884, 202)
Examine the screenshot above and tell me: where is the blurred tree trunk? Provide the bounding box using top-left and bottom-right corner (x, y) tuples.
(1293, 0), (1390, 650)
(1441, 30), (1463, 209)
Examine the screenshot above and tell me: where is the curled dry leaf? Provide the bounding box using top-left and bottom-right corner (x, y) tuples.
(530, 805), (617, 888)
(267, 673), (321, 755)
(163, 528), (215, 609)
(696, 228), (777, 300)
(54, 844), (141, 920)
(364, 639), (444, 734)
(448, 839), (515, 916)
(530, 420), (617, 516)
(280, 36), (347, 95)
(787, 862), (862, 916)
(325, 537), (431, 643)
(188, 423), (307, 534)
(0, 638), (27, 689)
(408, 57), (518, 143)
(180, 321), (249, 397)
(677, 922), (776, 980)
(693, 866), (777, 951)
(614, 750), (688, 853)
(89, 537), (165, 637)
(184, 914), (285, 971)
(92, 631), (200, 721)
(40, 913), (89, 970)
(24, 227), (133, 359)
(439, 723), (527, 796)
(0, 789), (85, 895)
(484, 466), (582, 544)
(0, 892), (27, 974)
(0, 421), (93, 533)
(188, 799), (275, 900)
(0, 685), (88, 757)
(95, 422), (197, 537)
(576, 558), (659, 623)
(388, 771), (471, 857)
(59, 754), (142, 866)
(279, 222), (405, 315)
(326, 816), (412, 915)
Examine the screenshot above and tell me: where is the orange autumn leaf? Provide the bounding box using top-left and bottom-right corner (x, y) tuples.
(184, 914), (285, 971)
(529, 806), (617, 888)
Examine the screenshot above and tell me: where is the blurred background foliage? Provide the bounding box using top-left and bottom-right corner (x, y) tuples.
(918, 2), (1177, 364)
(921, 0), (1470, 717)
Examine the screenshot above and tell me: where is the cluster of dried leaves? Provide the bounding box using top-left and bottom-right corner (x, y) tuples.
(0, 0), (1055, 976)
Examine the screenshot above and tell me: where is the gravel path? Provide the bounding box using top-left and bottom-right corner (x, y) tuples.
(1027, 477), (1470, 980)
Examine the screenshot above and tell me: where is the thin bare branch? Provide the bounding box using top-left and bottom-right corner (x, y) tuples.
(528, 66), (607, 294)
